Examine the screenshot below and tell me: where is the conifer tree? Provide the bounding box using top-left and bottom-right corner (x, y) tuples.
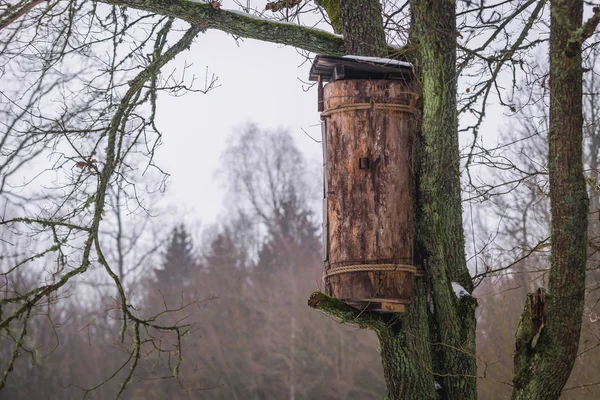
(154, 224), (199, 290)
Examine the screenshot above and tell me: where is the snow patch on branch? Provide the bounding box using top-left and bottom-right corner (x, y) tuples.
(451, 282), (471, 299)
(342, 55), (413, 68)
(428, 294), (435, 314)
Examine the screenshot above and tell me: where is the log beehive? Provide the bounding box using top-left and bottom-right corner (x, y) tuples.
(310, 56), (418, 313)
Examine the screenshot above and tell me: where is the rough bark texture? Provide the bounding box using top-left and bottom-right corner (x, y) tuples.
(322, 79), (417, 310)
(512, 1), (589, 398)
(309, 285), (437, 400)
(315, 0), (342, 33)
(375, 282), (436, 399)
(338, 0), (387, 56)
(410, 0), (478, 398)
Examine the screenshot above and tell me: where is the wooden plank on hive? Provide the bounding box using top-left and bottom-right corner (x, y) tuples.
(380, 302), (406, 313)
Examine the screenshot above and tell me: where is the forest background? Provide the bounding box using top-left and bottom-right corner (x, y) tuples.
(2, 118), (599, 398)
(1, 0), (600, 399)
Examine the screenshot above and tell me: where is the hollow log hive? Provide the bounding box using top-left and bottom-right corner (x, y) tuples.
(310, 55), (418, 313)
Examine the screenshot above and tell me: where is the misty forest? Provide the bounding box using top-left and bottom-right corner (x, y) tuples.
(1, 0), (600, 399)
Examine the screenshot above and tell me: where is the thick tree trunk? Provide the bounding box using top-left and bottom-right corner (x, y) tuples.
(376, 284), (436, 400)
(409, 0), (477, 398)
(308, 289), (437, 399)
(338, 0), (387, 56)
(512, 1), (589, 398)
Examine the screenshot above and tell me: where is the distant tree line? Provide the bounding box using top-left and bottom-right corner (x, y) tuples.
(2, 123), (598, 399)
(0, 126), (385, 399)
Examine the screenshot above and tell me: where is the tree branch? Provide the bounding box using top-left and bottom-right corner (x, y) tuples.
(307, 291), (386, 330)
(567, 6), (600, 57)
(314, 0), (341, 33)
(0, 0), (45, 31)
(102, 0), (345, 55)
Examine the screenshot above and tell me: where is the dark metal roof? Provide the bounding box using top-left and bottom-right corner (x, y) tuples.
(309, 55), (414, 82)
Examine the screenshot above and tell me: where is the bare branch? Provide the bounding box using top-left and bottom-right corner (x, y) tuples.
(102, 0), (345, 55)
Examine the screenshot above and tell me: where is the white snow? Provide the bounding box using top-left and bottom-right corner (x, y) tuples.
(451, 282), (471, 299)
(342, 55), (413, 69)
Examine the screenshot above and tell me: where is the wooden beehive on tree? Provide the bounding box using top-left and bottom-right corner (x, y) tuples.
(309, 55), (419, 313)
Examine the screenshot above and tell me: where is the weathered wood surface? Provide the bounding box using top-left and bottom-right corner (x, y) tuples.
(322, 79), (417, 311)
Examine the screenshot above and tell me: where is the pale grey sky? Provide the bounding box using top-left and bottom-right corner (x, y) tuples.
(154, 28), (323, 225)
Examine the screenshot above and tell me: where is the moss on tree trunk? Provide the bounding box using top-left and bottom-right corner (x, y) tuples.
(375, 283), (437, 400)
(512, 1), (589, 398)
(410, 0), (478, 397)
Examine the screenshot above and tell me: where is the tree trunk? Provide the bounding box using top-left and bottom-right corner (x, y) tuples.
(310, 1), (478, 398)
(512, 1), (589, 398)
(338, 0), (387, 56)
(375, 283), (436, 399)
(410, 0), (477, 398)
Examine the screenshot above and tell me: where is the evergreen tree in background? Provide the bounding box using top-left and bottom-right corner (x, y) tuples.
(203, 225), (249, 300)
(154, 224), (199, 289)
(257, 195), (320, 275)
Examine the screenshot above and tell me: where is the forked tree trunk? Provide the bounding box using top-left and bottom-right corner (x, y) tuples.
(512, 1), (589, 398)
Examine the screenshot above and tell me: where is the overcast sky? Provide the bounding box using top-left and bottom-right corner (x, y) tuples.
(153, 25), (323, 226)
